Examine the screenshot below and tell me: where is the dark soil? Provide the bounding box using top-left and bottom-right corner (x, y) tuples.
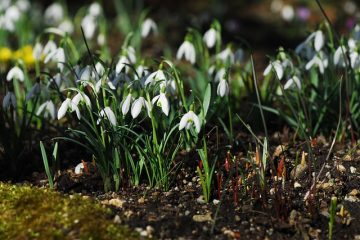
(25, 132), (360, 239)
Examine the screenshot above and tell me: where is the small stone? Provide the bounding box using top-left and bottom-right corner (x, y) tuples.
(294, 182), (302, 188)
(113, 215), (121, 224)
(344, 195), (359, 202)
(109, 198), (125, 208)
(192, 177), (197, 182)
(213, 199), (220, 205)
(336, 164), (346, 173)
(174, 186), (179, 191)
(140, 230), (148, 237)
(343, 154), (353, 161)
(350, 166), (357, 174)
(138, 197), (145, 204)
(146, 225), (154, 235)
(196, 195), (206, 204)
(185, 210), (191, 216)
(192, 213), (212, 222)
(269, 188), (275, 195)
(349, 189), (359, 196)
(188, 182), (193, 187)
(235, 215), (241, 222)
(290, 164), (308, 180)
(183, 180), (187, 184)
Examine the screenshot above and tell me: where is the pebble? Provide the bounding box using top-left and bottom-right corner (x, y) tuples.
(336, 164), (346, 173)
(113, 215), (121, 224)
(188, 182), (193, 187)
(350, 166), (357, 173)
(294, 182), (301, 188)
(138, 197), (145, 204)
(235, 215), (241, 222)
(196, 195), (206, 204)
(192, 213), (212, 222)
(269, 188), (275, 195)
(212, 199), (220, 205)
(185, 210), (190, 216)
(192, 177), (197, 182)
(109, 198), (125, 208)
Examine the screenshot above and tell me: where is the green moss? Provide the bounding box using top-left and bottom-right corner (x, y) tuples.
(0, 182), (138, 240)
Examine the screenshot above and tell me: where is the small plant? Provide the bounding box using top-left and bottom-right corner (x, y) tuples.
(328, 196), (337, 240)
(39, 141), (58, 189)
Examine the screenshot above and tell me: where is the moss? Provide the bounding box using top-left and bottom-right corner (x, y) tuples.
(0, 182), (138, 240)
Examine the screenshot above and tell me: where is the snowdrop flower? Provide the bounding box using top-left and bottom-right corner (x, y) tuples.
(305, 55), (327, 74)
(89, 2), (102, 17)
(263, 60), (284, 80)
(152, 92), (170, 116)
(44, 48), (66, 72)
(36, 100), (56, 120)
(59, 19), (74, 34)
(126, 46), (137, 64)
(2, 91), (17, 109)
(6, 66), (24, 82)
(121, 93), (132, 115)
(216, 47), (234, 64)
(26, 83), (41, 101)
(16, 0), (30, 12)
(141, 18), (158, 38)
(203, 28), (217, 48)
(350, 51), (360, 69)
(81, 15), (97, 39)
(314, 30), (324, 52)
(145, 69), (166, 86)
(179, 110), (201, 133)
(0, 0), (11, 11)
(95, 62), (105, 76)
(33, 42), (43, 61)
(115, 56), (130, 74)
(43, 40), (57, 58)
(98, 107), (117, 126)
(57, 98), (81, 120)
(79, 65), (92, 81)
(44, 3), (64, 26)
(333, 46), (347, 67)
(97, 33), (106, 46)
(217, 78), (229, 97)
(131, 97), (151, 119)
(214, 68), (226, 82)
(176, 40), (196, 64)
(284, 76), (301, 90)
(160, 79), (177, 95)
(5, 5), (21, 22)
(72, 92), (91, 108)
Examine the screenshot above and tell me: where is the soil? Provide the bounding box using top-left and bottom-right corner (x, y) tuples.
(23, 131), (360, 239)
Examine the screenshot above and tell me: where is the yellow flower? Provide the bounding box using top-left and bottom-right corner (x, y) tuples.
(0, 48), (12, 63)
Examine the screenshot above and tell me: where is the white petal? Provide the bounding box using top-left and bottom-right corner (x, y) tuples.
(144, 71), (157, 86)
(159, 93), (170, 116)
(57, 98), (70, 120)
(6, 66), (24, 82)
(314, 30), (324, 52)
(131, 97), (144, 119)
(104, 107), (117, 126)
(179, 112), (191, 131)
(203, 28), (216, 48)
(36, 102), (47, 116)
(70, 102), (81, 120)
(72, 93), (82, 106)
(189, 111), (201, 133)
(47, 100), (56, 120)
(217, 79), (229, 97)
(122, 94), (132, 115)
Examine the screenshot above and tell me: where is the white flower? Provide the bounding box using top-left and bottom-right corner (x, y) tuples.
(263, 60), (284, 80)
(2, 91), (16, 109)
(89, 2), (102, 17)
(314, 30), (324, 52)
(16, 0), (30, 12)
(95, 62), (105, 76)
(43, 40), (57, 57)
(141, 18), (157, 38)
(152, 92), (170, 116)
(57, 98), (81, 120)
(58, 19), (74, 34)
(203, 28), (217, 48)
(44, 48), (66, 72)
(97, 33), (106, 46)
(5, 5), (21, 22)
(284, 76), (301, 90)
(216, 48), (234, 63)
(176, 41), (196, 64)
(36, 100), (56, 119)
(179, 111), (201, 133)
(115, 56), (130, 74)
(121, 93), (132, 115)
(98, 107), (117, 126)
(305, 55), (326, 74)
(217, 79), (229, 97)
(81, 15), (97, 39)
(126, 46), (136, 64)
(6, 66), (24, 82)
(144, 69), (166, 86)
(72, 92), (91, 108)
(79, 66), (91, 81)
(333, 46), (347, 67)
(33, 42), (43, 60)
(131, 97), (151, 119)
(44, 3), (64, 25)
(214, 68), (226, 82)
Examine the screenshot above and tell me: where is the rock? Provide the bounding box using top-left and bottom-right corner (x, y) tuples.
(269, 188), (275, 195)
(138, 197), (145, 204)
(185, 210), (190, 216)
(350, 166), (357, 173)
(235, 215), (241, 222)
(336, 164), (346, 173)
(213, 199), (220, 205)
(349, 189), (359, 196)
(108, 198), (125, 208)
(345, 195), (359, 202)
(290, 164), (308, 180)
(294, 182), (302, 188)
(196, 195), (206, 204)
(343, 154), (353, 161)
(140, 230), (148, 237)
(192, 213), (212, 222)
